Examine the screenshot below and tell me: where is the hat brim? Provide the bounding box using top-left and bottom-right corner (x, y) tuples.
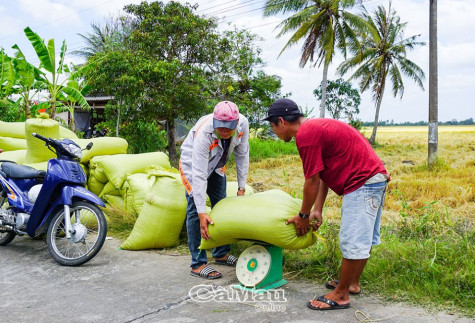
(213, 119), (238, 129)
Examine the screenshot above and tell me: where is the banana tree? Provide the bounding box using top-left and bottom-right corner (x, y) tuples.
(10, 44), (45, 119)
(57, 64), (91, 132)
(20, 27), (90, 118)
(0, 49), (15, 99)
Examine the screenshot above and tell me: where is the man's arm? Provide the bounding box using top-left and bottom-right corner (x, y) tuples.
(310, 180), (328, 231)
(286, 172), (321, 236)
(191, 133), (213, 239)
(233, 117), (250, 196)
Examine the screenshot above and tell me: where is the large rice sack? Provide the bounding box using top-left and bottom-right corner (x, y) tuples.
(120, 169), (186, 250)
(122, 173), (155, 217)
(59, 126), (78, 140)
(99, 182), (121, 197)
(199, 190), (317, 250)
(89, 164), (108, 183)
(90, 152), (170, 189)
(102, 194), (124, 210)
(24, 117), (59, 164)
(87, 175), (106, 196)
(226, 181), (254, 197)
(206, 181), (255, 207)
(72, 137), (128, 164)
(0, 121), (25, 138)
(0, 150), (26, 164)
(0, 136), (27, 151)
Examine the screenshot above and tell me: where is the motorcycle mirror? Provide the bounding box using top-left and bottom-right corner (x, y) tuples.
(86, 142), (93, 150)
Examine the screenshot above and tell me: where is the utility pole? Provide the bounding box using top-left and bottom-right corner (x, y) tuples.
(428, 0), (438, 167)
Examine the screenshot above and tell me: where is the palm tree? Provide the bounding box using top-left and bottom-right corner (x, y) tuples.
(338, 3), (425, 144)
(263, 0), (367, 118)
(72, 18), (132, 59)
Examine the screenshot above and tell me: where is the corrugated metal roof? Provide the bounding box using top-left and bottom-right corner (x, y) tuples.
(84, 96), (114, 101)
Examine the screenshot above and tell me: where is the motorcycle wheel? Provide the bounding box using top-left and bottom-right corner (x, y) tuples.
(0, 231), (15, 246)
(46, 200), (107, 266)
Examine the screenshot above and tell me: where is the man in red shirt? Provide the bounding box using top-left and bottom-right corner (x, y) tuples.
(264, 98), (389, 311)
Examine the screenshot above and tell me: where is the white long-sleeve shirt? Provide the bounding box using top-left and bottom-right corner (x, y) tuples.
(179, 113), (249, 213)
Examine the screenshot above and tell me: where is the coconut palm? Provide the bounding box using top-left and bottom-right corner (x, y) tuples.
(263, 0), (367, 118)
(338, 3), (425, 144)
(72, 18), (132, 59)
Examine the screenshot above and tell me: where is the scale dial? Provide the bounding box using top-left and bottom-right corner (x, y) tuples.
(236, 244), (271, 287)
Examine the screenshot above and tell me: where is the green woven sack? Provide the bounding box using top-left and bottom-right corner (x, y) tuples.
(0, 121), (26, 138)
(0, 150), (26, 164)
(59, 126), (78, 139)
(120, 169), (186, 250)
(100, 182), (121, 197)
(0, 136), (27, 151)
(199, 190), (317, 250)
(90, 152), (170, 189)
(72, 137), (128, 164)
(102, 194), (124, 210)
(89, 164), (108, 184)
(122, 173), (155, 217)
(87, 175), (106, 196)
(24, 117), (59, 164)
(226, 181), (254, 197)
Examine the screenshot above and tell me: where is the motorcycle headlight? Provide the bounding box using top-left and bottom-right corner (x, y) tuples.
(62, 142), (82, 159)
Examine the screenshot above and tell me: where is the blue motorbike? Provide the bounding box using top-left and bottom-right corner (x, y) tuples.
(0, 133), (107, 266)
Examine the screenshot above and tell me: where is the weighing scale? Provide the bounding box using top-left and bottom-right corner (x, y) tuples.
(232, 242), (287, 293)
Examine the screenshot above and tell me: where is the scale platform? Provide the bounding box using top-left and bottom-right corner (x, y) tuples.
(232, 241), (287, 293)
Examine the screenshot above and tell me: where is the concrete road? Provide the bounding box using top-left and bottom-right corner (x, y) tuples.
(0, 236), (471, 323)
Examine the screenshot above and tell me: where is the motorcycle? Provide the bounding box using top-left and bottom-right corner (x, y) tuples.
(0, 133), (107, 266)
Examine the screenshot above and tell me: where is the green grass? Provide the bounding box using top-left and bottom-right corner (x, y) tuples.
(248, 138), (298, 162)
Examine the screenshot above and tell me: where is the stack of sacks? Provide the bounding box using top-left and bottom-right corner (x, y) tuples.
(88, 152), (171, 209)
(0, 121), (27, 153)
(199, 189), (318, 250)
(120, 168), (187, 250)
(0, 120), (79, 167)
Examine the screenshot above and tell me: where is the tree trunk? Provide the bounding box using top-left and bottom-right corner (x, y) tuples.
(369, 80), (386, 145)
(428, 0), (438, 168)
(319, 62), (329, 118)
(71, 110), (76, 132)
(116, 105), (121, 137)
(167, 119), (178, 166)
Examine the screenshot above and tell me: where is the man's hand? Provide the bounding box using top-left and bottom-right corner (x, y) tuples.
(310, 210), (323, 231)
(198, 213), (213, 240)
(0, 149), (3, 153)
(237, 189), (245, 196)
(286, 215), (311, 236)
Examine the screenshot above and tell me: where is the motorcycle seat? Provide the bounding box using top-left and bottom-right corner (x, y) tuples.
(0, 162), (46, 180)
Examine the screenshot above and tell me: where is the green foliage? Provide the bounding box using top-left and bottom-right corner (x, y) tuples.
(94, 103), (168, 154)
(314, 78), (361, 120)
(0, 99), (23, 122)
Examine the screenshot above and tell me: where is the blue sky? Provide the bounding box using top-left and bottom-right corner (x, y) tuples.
(1, 0), (474, 123)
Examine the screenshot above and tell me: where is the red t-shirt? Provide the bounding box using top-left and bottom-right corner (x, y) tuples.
(296, 118), (388, 196)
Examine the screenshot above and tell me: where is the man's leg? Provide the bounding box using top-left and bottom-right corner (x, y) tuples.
(206, 172), (231, 260)
(310, 258), (367, 308)
(310, 181), (386, 309)
(186, 193), (220, 277)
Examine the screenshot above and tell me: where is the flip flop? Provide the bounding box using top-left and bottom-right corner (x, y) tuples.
(214, 255), (238, 267)
(325, 280), (361, 295)
(190, 265), (222, 280)
(307, 296), (350, 311)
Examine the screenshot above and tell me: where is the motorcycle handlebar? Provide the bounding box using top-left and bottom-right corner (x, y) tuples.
(32, 132), (53, 144)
